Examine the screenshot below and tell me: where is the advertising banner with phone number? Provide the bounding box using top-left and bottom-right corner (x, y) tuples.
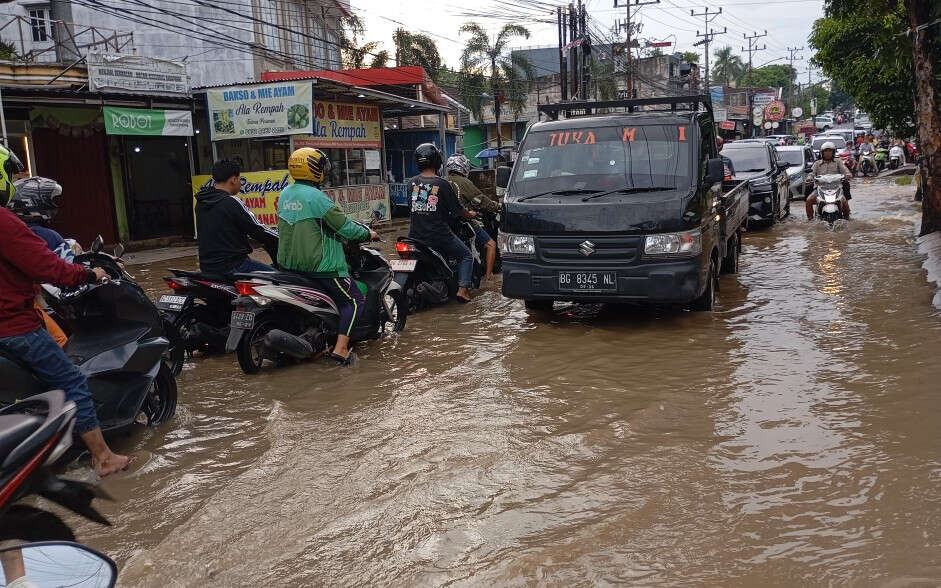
(206, 81), (313, 141)
(191, 171), (390, 229)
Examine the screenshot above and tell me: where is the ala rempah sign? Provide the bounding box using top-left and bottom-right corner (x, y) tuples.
(103, 106), (193, 136)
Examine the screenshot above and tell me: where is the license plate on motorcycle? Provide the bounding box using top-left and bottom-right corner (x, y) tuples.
(558, 271), (617, 292)
(156, 294), (188, 310)
(230, 311), (255, 330)
(390, 259), (417, 272)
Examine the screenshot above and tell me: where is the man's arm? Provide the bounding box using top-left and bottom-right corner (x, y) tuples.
(322, 204), (370, 241)
(0, 213), (94, 287)
(230, 198), (279, 248)
(458, 178), (500, 213)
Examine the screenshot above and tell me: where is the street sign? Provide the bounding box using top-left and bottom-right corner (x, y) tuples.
(763, 121), (772, 129)
(772, 122), (780, 129)
(753, 117), (762, 126)
(763, 100), (786, 121)
(714, 107), (728, 122)
(752, 93), (775, 106)
(752, 107), (763, 117)
(791, 107), (803, 118)
(719, 120), (736, 130)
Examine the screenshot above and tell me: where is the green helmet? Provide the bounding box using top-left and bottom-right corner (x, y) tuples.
(0, 144), (24, 207)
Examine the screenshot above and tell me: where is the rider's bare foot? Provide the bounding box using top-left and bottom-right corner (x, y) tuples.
(93, 452), (132, 477)
(485, 273), (494, 281)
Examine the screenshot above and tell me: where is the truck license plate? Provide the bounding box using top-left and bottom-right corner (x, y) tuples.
(558, 271), (617, 291)
(229, 311), (255, 330)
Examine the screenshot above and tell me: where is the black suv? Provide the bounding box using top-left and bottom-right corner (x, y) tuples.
(722, 141), (791, 225)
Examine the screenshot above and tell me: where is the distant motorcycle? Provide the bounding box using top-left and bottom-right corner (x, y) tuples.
(858, 151), (878, 177)
(0, 236), (177, 429)
(874, 147), (889, 172)
(815, 173), (848, 226)
(839, 150), (858, 176)
(225, 225), (405, 373)
(392, 219), (485, 312)
(889, 145), (904, 170)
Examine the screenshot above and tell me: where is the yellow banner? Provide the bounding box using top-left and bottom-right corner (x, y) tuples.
(192, 170), (390, 228)
(293, 100), (382, 149)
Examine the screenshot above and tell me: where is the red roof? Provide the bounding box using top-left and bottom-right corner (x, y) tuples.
(261, 66), (447, 106)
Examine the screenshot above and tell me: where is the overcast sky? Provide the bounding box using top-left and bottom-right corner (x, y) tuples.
(352, 0), (827, 84)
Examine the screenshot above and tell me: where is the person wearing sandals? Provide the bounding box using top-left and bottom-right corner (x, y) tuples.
(277, 147), (378, 365)
(406, 143), (478, 303)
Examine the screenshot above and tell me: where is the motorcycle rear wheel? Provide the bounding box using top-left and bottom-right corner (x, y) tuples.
(161, 317), (185, 378)
(141, 362), (177, 426)
(236, 318), (278, 374)
(382, 290), (407, 332)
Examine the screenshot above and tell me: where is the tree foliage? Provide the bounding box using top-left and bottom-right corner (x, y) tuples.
(457, 23), (535, 122)
(712, 46), (745, 87)
(680, 51), (700, 64)
(740, 64), (796, 89)
(393, 29), (443, 82)
(809, 1), (920, 134)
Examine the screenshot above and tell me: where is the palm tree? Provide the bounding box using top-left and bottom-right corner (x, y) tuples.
(393, 29), (443, 81)
(712, 46), (745, 87)
(680, 51), (700, 64)
(458, 22), (535, 155)
(343, 40), (383, 69)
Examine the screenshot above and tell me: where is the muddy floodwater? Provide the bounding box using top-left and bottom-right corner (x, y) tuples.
(59, 179), (939, 585)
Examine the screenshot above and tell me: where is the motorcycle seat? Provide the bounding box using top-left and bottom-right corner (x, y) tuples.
(169, 268), (231, 283)
(237, 271), (322, 288)
(0, 414), (44, 462)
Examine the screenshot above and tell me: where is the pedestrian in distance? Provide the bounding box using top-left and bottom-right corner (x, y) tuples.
(406, 143), (478, 303)
(0, 145), (130, 477)
(276, 148), (379, 365)
(194, 159), (279, 275)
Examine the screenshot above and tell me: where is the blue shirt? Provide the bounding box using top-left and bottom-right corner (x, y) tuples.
(29, 224), (65, 251)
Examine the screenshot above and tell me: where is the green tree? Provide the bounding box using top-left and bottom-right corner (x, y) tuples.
(680, 51), (700, 64)
(810, 0), (941, 234)
(458, 22), (535, 154)
(393, 29), (443, 82)
(590, 56), (618, 100)
(343, 40), (385, 69)
(712, 46), (745, 87)
(741, 64), (796, 89)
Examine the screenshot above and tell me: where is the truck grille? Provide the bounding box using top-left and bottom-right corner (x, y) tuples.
(537, 235), (641, 267)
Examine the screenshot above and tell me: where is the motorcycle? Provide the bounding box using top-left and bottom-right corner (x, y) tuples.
(224, 226), (406, 374)
(157, 269), (240, 374)
(874, 146), (889, 172)
(0, 236), (177, 430)
(889, 145), (904, 170)
(1, 390), (118, 586)
(858, 151), (879, 177)
(814, 174), (848, 226)
(392, 219), (485, 312)
(838, 150), (858, 176)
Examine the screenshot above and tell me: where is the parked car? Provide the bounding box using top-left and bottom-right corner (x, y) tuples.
(775, 145), (815, 200)
(814, 115), (834, 131)
(722, 141), (791, 225)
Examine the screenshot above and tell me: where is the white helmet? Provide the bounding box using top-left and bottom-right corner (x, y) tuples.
(821, 141), (836, 152)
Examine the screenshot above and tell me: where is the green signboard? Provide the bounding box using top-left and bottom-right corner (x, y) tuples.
(103, 106), (193, 136)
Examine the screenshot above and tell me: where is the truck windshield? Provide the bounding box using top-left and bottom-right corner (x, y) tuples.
(509, 124), (691, 199)
(723, 147), (769, 173)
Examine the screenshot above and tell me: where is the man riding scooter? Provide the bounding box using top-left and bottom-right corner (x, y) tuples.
(277, 147), (379, 365)
(445, 154), (498, 281)
(0, 146), (131, 477)
(806, 141), (853, 220)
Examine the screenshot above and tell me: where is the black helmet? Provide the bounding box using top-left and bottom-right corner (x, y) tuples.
(10, 176), (63, 224)
(414, 143), (442, 172)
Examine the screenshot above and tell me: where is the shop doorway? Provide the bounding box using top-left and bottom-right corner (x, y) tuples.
(122, 136), (193, 240)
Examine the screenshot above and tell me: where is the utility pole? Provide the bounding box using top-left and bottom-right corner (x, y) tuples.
(743, 30), (767, 137)
(569, 3), (578, 98)
(558, 6), (568, 101)
(579, 0), (589, 100)
(691, 7), (724, 88)
(786, 46), (803, 106)
(615, 0), (660, 100)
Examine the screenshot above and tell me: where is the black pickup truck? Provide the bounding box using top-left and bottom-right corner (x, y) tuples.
(721, 140), (791, 225)
(496, 95), (749, 312)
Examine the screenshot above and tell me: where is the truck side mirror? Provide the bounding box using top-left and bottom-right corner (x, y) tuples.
(776, 161), (791, 171)
(705, 158), (724, 184)
(495, 166), (512, 189)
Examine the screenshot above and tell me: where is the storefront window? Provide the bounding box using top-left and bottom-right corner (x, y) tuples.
(216, 138), (290, 171)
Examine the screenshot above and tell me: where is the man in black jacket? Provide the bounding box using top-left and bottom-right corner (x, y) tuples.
(195, 160), (279, 274)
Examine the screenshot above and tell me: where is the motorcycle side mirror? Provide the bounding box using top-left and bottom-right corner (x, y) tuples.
(113, 243), (125, 258)
(90, 235), (104, 254)
(495, 166), (512, 190)
(0, 542), (117, 587)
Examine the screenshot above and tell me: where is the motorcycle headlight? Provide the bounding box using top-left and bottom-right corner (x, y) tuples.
(498, 233), (535, 256)
(644, 229), (702, 256)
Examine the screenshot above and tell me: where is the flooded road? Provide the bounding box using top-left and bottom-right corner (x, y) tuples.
(65, 179), (940, 585)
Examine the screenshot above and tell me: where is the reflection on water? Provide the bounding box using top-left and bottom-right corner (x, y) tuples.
(62, 180), (941, 585)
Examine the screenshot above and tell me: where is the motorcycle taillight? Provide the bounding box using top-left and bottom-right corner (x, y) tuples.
(395, 241), (415, 259)
(164, 278), (185, 290)
(235, 281), (262, 295)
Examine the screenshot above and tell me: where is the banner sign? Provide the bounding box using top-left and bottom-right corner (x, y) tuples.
(191, 170), (389, 229)
(763, 100), (786, 122)
(206, 81), (313, 141)
(88, 53), (189, 96)
(293, 100), (382, 149)
(714, 107), (728, 123)
(709, 86), (724, 105)
(103, 106), (193, 136)
(752, 93), (776, 107)
(324, 184), (390, 224)
(389, 182), (409, 207)
(719, 120), (736, 130)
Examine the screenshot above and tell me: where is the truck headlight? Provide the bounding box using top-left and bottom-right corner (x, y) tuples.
(643, 229), (701, 256)
(498, 233), (535, 256)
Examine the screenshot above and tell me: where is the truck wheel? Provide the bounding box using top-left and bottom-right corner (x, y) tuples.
(690, 259), (718, 312)
(524, 300), (553, 312)
(722, 234), (739, 275)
